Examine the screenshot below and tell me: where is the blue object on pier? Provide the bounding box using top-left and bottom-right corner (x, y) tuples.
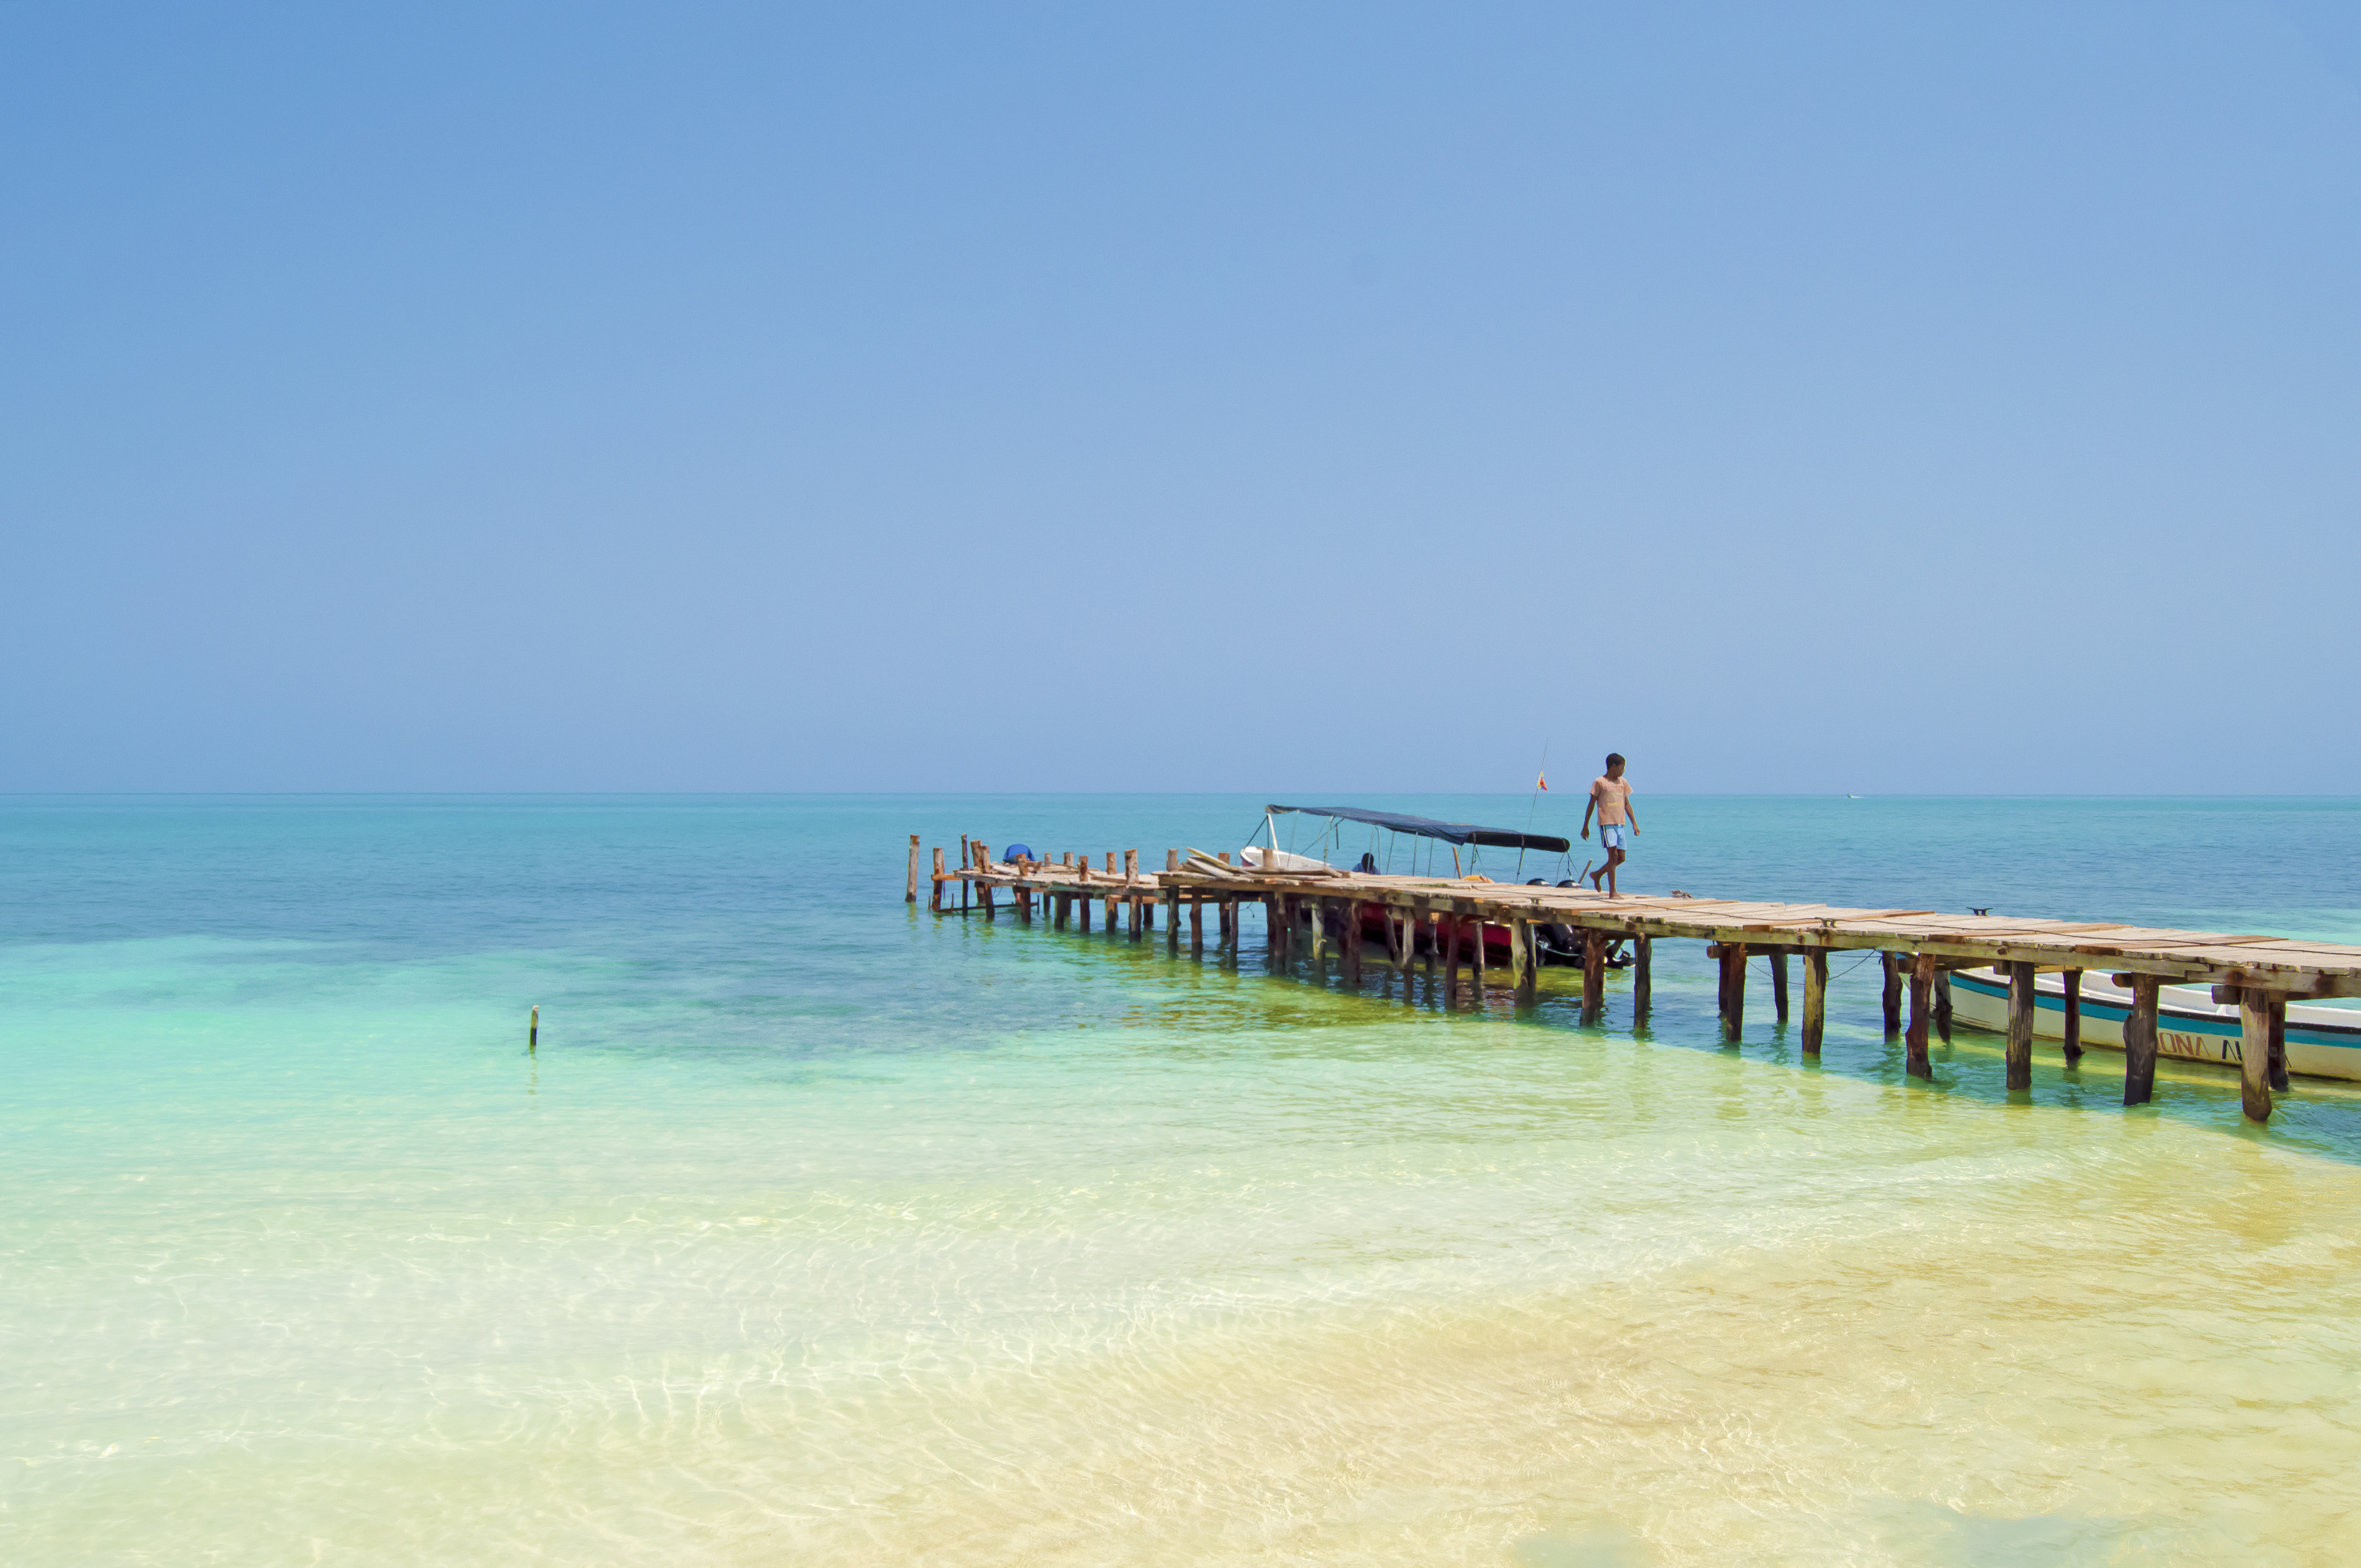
(1003, 842), (1035, 862)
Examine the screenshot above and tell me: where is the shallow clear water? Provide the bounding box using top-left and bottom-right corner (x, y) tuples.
(6, 795), (2361, 1565)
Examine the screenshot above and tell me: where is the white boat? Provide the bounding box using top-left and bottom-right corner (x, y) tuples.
(1237, 845), (1335, 873)
(1945, 968), (2361, 1082)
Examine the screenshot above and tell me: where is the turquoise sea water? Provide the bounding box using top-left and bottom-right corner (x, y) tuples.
(7, 795), (2361, 1565)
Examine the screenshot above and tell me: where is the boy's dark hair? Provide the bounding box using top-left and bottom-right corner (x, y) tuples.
(1605, 752), (1625, 768)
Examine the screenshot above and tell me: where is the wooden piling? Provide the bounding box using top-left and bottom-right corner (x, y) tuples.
(1881, 951), (1903, 1034)
(2240, 988), (2274, 1123)
(1422, 903), (1436, 983)
(1189, 893), (1203, 955)
(975, 845), (994, 920)
(906, 834), (921, 903)
(2060, 970), (2083, 1064)
(1104, 854), (1119, 930)
(1444, 910), (1462, 1003)
(2005, 960), (2035, 1090)
(1470, 911), (1486, 995)
(1517, 919), (1538, 1005)
(1905, 952), (1934, 1079)
(2270, 996), (2289, 1091)
(930, 848), (946, 913)
(1801, 949), (1827, 1054)
(1582, 928), (1607, 1022)
(1934, 971), (1953, 1044)
(529, 1004), (538, 1053)
(2121, 974), (2158, 1104)
(1633, 934), (1651, 1015)
(1723, 943), (1746, 1041)
(1768, 946), (1790, 1025)
(1343, 901), (1363, 987)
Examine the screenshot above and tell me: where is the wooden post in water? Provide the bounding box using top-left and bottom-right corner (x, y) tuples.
(529, 1004), (538, 1053)
(1768, 946), (1790, 1025)
(1881, 951), (1904, 1034)
(1801, 949), (1827, 1054)
(2005, 960), (2035, 1090)
(2120, 974), (2158, 1103)
(2060, 970), (2084, 1064)
(1104, 854), (1119, 930)
(1725, 943), (1747, 1041)
(1934, 972), (1954, 1043)
(2240, 988), (2274, 1123)
(2270, 996), (2289, 1091)
(1189, 893), (1203, 955)
(1582, 928), (1607, 1023)
(930, 848), (946, 912)
(1633, 934), (1652, 1017)
(1518, 919), (1540, 1005)
(1470, 909), (1487, 997)
(1165, 887), (1179, 952)
(1444, 910), (1462, 1004)
(1017, 883), (1032, 924)
(960, 836), (971, 914)
(1343, 901), (1363, 988)
(1420, 902), (1436, 984)
(906, 834), (921, 903)
(1905, 953), (1934, 1079)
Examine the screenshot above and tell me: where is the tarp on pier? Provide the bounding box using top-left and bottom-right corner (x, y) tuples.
(1266, 804), (1571, 854)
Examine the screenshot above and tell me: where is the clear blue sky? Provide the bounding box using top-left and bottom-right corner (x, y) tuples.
(5, 3), (2356, 794)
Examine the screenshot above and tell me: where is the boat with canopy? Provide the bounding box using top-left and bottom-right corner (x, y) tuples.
(1240, 804), (1614, 967)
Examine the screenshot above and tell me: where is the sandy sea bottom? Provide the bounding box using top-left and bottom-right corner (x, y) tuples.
(6, 796), (2361, 1564)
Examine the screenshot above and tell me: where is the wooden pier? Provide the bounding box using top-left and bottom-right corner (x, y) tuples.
(913, 837), (2361, 1126)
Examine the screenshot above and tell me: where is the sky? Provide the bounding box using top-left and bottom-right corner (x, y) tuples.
(3, 2), (2356, 794)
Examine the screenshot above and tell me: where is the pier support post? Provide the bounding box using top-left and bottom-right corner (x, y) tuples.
(1768, 946), (1790, 1025)
(930, 848), (946, 913)
(1905, 953), (1934, 1079)
(2122, 975), (2159, 1104)
(974, 846), (993, 921)
(1582, 927), (1607, 1023)
(907, 834), (921, 903)
(1881, 952), (1903, 1034)
(2005, 960), (2035, 1090)
(1801, 948), (1827, 1054)
(1471, 909), (1487, 996)
(1056, 891), (1070, 930)
(1444, 910), (1462, 1004)
(1934, 972), (1953, 1044)
(2241, 988), (2274, 1124)
(1018, 884), (1032, 924)
(1420, 902), (1436, 984)
(2061, 970), (2083, 1064)
(1399, 907), (1416, 1004)
(1166, 887), (1179, 953)
(1633, 934), (1651, 1017)
(1511, 919), (1533, 1005)
(1715, 943), (1747, 1042)
(1189, 893), (1203, 956)
(1342, 901), (1363, 988)
(2270, 996), (2289, 1091)
(1104, 854), (1119, 931)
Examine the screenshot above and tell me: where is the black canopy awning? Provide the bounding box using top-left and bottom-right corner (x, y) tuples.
(1267, 804), (1570, 855)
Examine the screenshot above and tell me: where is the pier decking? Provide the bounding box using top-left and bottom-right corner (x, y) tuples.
(905, 836), (2361, 1126)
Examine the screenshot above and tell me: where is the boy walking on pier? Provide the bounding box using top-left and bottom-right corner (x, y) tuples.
(1581, 753), (1639, 897)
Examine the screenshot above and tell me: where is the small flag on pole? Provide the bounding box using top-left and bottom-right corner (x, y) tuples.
(1536, 772), (1549, 791)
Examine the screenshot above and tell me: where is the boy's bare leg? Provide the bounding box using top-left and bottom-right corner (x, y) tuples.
(1605, 847), (1622, 897)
